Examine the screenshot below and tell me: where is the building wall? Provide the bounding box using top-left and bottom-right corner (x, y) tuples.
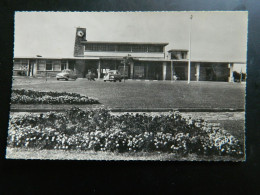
(13, 58), (234, 82)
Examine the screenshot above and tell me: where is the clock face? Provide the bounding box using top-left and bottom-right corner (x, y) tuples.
(77, 30), (84, 37)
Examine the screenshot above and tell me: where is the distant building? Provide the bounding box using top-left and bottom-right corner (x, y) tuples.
(13, 27), (246, 82)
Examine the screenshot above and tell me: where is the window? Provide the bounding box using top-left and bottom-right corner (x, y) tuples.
(181, 52), (187, 59)
(118, 45), (132, 52)
(84, 43), (164, 53)
(14, 60), (27, 70)
(46, 60), (52, 70)
(53, 60), (61, 71)
(107, 45), (116, 51)
(61, 60), (67, 70)
(85, 44), (117, 52)
(14, 60), (22, 70)
(85, 44), (93, 51)
(14, 60), (29, 70)
(92, 44), (99, 51)
(171, 53), (177, 59)
(132, 45), (147, 52)
(38, 60), (46, 71)
(148, 46), (163, 52)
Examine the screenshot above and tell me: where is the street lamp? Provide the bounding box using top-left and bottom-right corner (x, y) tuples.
(188, 14), (193, 84)
(123, 57), (126, 83)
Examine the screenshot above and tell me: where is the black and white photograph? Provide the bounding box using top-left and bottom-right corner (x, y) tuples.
(6, 11), (247, 161)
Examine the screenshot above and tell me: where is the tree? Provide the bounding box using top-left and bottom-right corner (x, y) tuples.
(121, 54), (133, 82)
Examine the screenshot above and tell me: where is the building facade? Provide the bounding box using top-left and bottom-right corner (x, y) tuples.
(13, 27), (245, 82)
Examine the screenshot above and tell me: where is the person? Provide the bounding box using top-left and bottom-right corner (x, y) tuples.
(86, 72), (95, 81)
(173, 73), (178, 81)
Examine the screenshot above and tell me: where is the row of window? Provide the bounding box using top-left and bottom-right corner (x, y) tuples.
(85, 44), (164, 53)
(37, 60), (74, 71)
(170, 52), (188, 60)
(14, 60), (28, 70)
(13, 60), (75, 71)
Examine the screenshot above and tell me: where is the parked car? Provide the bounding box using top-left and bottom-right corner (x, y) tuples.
(103, 70), (122, 82)
(56, 69), (77, 81)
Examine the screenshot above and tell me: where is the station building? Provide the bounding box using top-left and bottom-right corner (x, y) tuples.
(13, 27), (245, 82)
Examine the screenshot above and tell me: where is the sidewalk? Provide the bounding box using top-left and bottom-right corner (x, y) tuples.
(10, 104), (245, 112)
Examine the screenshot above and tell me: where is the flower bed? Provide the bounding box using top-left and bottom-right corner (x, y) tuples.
(7, 107), (244, 157)
(11, 89), (99, 104)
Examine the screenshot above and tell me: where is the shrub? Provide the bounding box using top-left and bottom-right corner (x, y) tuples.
(7, 107), (244, 157)
(11, 89), (99, 104)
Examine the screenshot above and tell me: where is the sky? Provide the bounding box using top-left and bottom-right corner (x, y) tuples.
(14, 11), (248, 65)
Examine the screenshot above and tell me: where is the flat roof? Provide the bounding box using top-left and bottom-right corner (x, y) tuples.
(13, 56), (246, 64)
(81, 41), (169, 46)
(168, 49), (189, 52)
(13, 56), (99, 60)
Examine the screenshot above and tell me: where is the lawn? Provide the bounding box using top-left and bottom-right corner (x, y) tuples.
(11, 77), (246, 110)
(8, 77), (245, 161)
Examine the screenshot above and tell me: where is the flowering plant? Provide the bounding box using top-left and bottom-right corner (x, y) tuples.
(11, 89), (99, 104)
(7, 107), (244, 157)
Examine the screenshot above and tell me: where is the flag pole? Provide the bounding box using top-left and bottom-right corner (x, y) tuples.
(188, 14), (193, 84)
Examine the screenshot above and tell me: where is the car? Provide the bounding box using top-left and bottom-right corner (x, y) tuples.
(56, 69), (78, 81)
(103, 70), (122, 82)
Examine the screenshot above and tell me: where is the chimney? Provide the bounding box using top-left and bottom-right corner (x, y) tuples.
(74, 27), (86, 57)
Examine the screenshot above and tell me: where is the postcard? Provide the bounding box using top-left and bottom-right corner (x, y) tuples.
(7, 11), (247, 161)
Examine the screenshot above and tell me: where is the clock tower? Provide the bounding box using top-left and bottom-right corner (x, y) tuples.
(74, 27), (86, 57)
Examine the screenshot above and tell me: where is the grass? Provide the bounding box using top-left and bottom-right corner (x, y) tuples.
(6, 147), (245, 161)
(11, 77), (245, 109)
(8, 77), (245, 161)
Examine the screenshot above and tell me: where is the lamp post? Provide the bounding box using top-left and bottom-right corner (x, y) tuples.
(188, 14), (193, 84)
(123, 58), (126, 83)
